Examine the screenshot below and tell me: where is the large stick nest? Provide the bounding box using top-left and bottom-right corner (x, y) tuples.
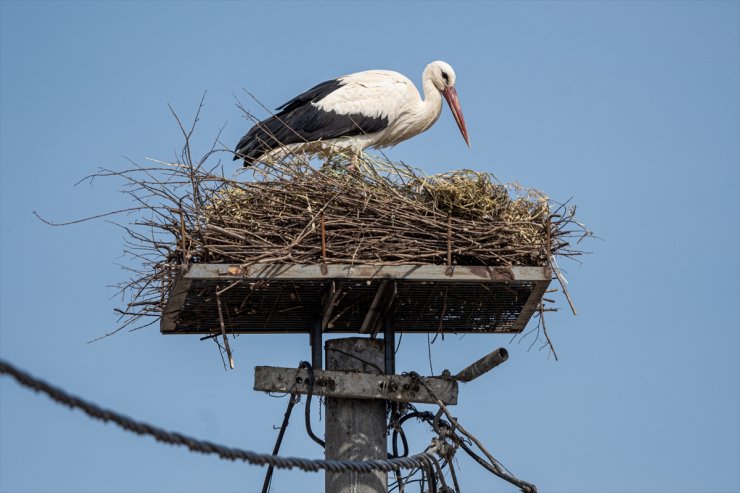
(89, 109), (590, 336)
(202, 158), (554, 266)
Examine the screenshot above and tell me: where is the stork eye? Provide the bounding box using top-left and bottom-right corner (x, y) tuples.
(441, 71), (449, 83)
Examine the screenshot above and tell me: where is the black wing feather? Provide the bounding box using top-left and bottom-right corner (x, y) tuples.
(275, 79), (343, 113)
(234, 78), (389, 165)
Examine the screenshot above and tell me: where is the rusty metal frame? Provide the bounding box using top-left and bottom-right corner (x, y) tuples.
(161, 269), (192, 334)
(510, 277), (552, 332)
(182, 263), (549, 282)
(161, 263), (552, 334)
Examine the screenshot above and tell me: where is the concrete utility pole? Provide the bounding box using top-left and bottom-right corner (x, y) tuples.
(325, 337), (387, 493)
(253, 336), (459, 492)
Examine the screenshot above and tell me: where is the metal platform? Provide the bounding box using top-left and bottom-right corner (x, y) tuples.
(161, 263), (551, 335)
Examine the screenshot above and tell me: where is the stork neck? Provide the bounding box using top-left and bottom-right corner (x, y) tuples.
(420, 66), (443, 123)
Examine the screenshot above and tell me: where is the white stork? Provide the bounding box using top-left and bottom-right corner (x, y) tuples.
(233, 60), (470, 166)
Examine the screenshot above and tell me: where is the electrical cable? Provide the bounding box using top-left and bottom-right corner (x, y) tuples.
(0, 358), (439, 475)
(261, 392), (299, 493)
(299, 361), (325, 448)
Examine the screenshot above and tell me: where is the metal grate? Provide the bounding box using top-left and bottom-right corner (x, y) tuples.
(162, 263), (551, 335)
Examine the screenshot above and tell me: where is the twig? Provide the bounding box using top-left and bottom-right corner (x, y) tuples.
(550, 258), (577, 316)
(320, 210), (327, 273)
(215, 287), (235, 369)
(538, 305), (558, 361)
(33, 207), (144, 226)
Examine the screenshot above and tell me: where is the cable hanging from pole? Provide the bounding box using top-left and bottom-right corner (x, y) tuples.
(261, 392), (299, 493)
(1, 357), (539, 493)
(299, 361), (325, 449)
(0, 359), (438, 475)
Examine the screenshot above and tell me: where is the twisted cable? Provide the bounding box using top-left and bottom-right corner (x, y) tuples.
(0, 359), (436, 474)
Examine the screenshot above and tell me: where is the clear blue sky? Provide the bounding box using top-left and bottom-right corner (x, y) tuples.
(1, 1), (738, 492)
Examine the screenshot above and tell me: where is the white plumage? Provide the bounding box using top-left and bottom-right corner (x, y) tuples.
(234, 61), (470, 165)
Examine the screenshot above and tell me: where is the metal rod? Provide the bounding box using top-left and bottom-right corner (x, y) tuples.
(384, 318), (395, 376)
(310, 320), (323, 370)
(454, 347), (508, 382)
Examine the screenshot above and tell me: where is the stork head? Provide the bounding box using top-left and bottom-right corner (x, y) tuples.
(428, 61), (470, 148)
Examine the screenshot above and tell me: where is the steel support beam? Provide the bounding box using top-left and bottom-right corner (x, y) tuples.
(383, 319), (395, 376)
(310, 321), (323, 370)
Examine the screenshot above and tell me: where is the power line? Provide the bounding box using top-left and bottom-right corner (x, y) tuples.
(1, 358), (538, 492)
(0, 358), (437, 475)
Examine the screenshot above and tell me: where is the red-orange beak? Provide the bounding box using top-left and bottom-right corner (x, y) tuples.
(442, 86), (470, 147)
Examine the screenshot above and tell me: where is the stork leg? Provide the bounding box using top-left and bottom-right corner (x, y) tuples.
(347, 150), (366, 175)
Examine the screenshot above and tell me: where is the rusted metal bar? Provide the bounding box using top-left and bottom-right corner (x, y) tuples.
(254, 366), (458, 405)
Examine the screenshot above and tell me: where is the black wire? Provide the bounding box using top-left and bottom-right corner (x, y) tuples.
(391, 459), (435, 493)
(392, 425), (409, 459)
(447, 456), (461, 493)
(299, 361), (325, 448)
(261, 392), (299, 493)
(0, 358), (439, 474)
(389, 466), (404, 493)
(391, 409), (435, 460)
(401, 410), (435, 426)
(425, 457), (438, 493)
(389, 468), (412, 492)
(457, 439), (537, 493)
(391, 410), (438, 460)
(396, 474), (444, 493)
(391, 417), (400, 458)
(390, 407), (459, 493)
(429, 455), (449, 493)
(390, 475), (424, 493)
(389, 404), (406, 459)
